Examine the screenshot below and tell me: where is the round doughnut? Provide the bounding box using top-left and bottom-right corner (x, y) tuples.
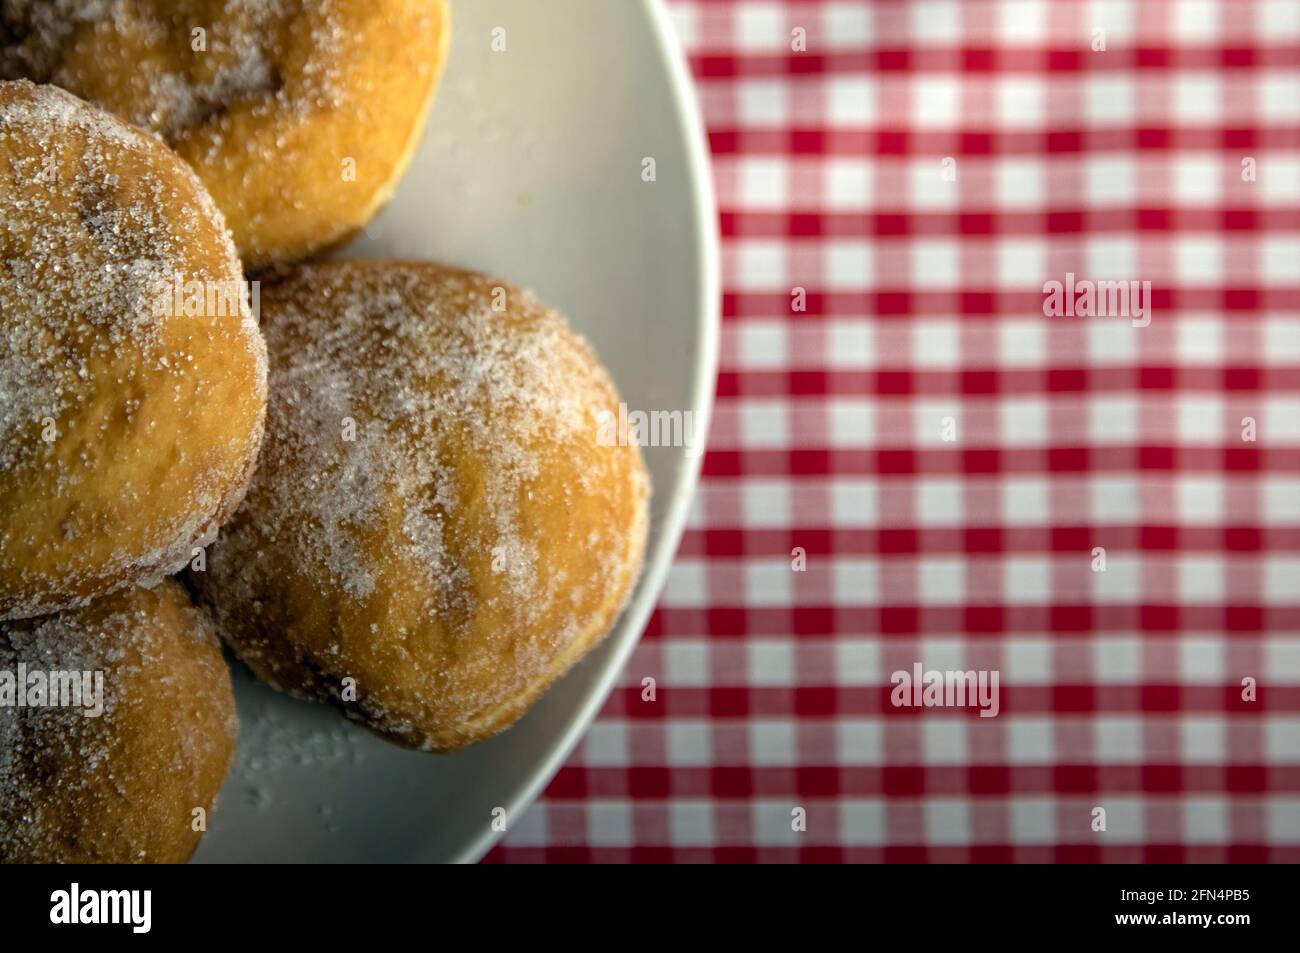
(0, 81), (267, 621)
(0, 580), (238, 863)
(194, 261), (650, 752)
(0, 0), (451, 271)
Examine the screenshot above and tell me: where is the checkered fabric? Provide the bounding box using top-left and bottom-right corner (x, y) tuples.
(487, 0), (1300, 863)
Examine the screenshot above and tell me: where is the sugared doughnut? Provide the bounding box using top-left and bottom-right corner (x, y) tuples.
(1, 0), (451, 270)
(0, 81), (267, 621)
(194, 262), (650, 752)
(0, 581), (238, 863)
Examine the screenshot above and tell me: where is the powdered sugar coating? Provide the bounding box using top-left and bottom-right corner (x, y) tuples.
(0, 80), (267, 621)
(0, 582), (238, 863)
(1, 0), (344, 146)
(1, 0), (450, 269)
(0, 82), (261, 464)
(197, 262), (650, 751)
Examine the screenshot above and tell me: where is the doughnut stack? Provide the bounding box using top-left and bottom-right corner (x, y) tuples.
(0, 1), (649, 862)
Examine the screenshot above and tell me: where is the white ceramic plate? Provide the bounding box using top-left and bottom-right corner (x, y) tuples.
(193, 0), (718, 863)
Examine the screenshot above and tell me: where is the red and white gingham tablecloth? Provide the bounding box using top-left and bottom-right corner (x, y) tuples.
(489, 0), (1300, 863)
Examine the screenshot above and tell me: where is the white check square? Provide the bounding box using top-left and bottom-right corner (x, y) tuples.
(667, 721), (713, 766)
(669, 802), (714, 847)
(1084, 74), (1137, 125)
(996, 76), (1047, 128)
(1089, 396), (1142, 443)
(996, 158), (1047, 209)
(827, 158), (871, 209)
(913, 318), (962, 367)
(737, 2), (785, 51)
(913, 75), (961, 127)
(742, 479), (792, 528)
(1175, 315), (1224, 364)
(1259, 154), (1300, 203)
(737, 157), (789, 209)
(1171, 72), (1223, 123)
(1260, 0), (1300, 39)
(749, 720), (797, 764)
(833, 559), (880, 603)
(911, 239), (962, 290)
(1177, 394), (1226, 443)
(830, 479), (878, 526)
(1260, 71), (1300, 122)
(827, 241), (871, 289)
(584, 722), (630, 767)
(828, 398), (873, 446)
(1007, 721), (1054, 764)
(998, 237), (1048, 287)
(1005, 557), (1051, 602)
(909, 0), (961, 43)
(1002, 476), (1051, 525)
(917, 478), (964, 526)
(1093, 636), (1144, 681)
(1086, 154), (1138, 204)
(745, 560), (794, 608)
(1172, 0), (1219, 42)
(734, 239), (787, 290)
(665, 640), (710, 686)
(740, 400), (789, 447)
(1180, 716), (1225, 763)
(924, 800), (971, 845)
(910, 158), (961, 209)
(1183, 798), (1229, 844)
(1000, 398), (1049, 446)
(999, 318), (1048, 366)
(1179, 555), (1227, 604)
(827, 75), (873, 125)
(1087, 320), (1140, 365)
(1175, 236), (1225, 285)
(1263, 315), (1300, 362)
(836, 721), (884, 763)
(1173, 153), (1222, 204)
(737, 320), (788, 368)
(1262, 236), (1300, 285)
(918, 557), (966, 604)
(588, 803), (633, 847)
(1176, 475), (1225, 524)
(1179, 636), (1225, 682)
(999, 0), (1048, 42)
(738, 79), (790, 125)
(827, 318), (872, 367)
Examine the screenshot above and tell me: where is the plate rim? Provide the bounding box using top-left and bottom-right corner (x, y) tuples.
(447, 0), (720, 864)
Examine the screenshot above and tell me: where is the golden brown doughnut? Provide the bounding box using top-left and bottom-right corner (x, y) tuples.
(0, 80), (267, 621)
(1, 0), (451, 271)
(0, 580), (238, 864)
(194, 262), (650, 752)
